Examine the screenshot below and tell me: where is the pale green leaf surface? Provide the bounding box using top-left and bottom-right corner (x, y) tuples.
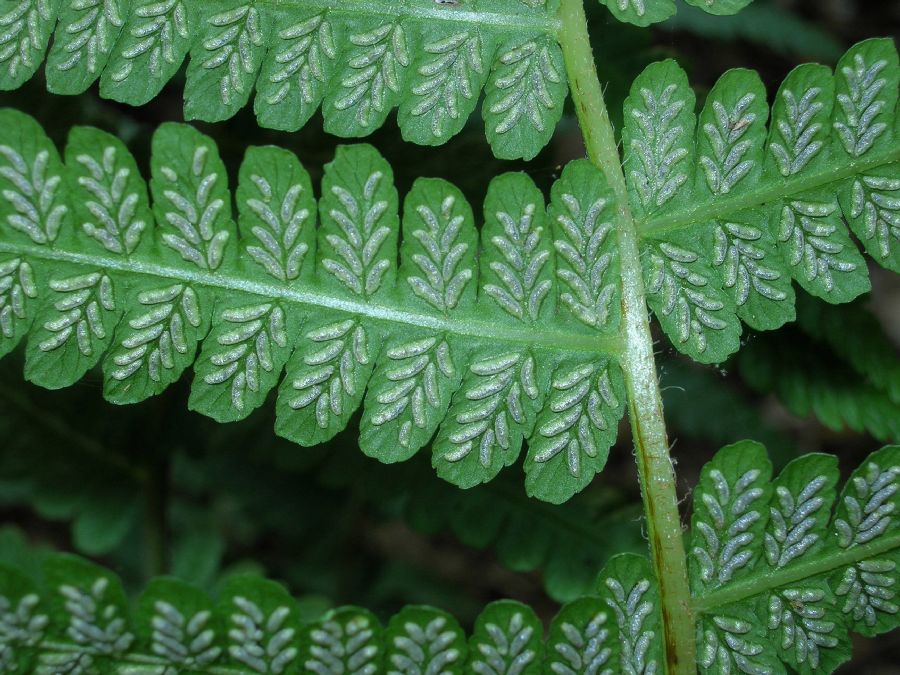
(598, 0), (754, 27)
(545, 596), (618, 674)
(184, 1), (271, 123)
(385, 605), (466, 675)
(0, 0), (60, 90)
(483, 33), (567, 161)
(467, 600), (543, 675)
(631, 38), (900, 362)
(682, 0), (753, 16)
(597, 553), (663, 674)
(219, 575), (303, 673)
(300, 605), (381, 675)
(432, 173), (552, 490)
(0, 116), (609, 501)
(599, 0), (676, 28)
(2, 36), (899, 498)
(100, 0), (198, 106)
(136, 577), (222, 670)
(0, 0), (567, 159)
(254, 6), (340, 133)
(692, 444), (900, 673)
(45, 0), (126, 95)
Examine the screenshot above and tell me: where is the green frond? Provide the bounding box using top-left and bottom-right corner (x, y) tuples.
(628, 38), (900, 363)
(1, 36), (898, 505)
(0, 110), (627, 504)
(0, 0), (572, 160)
(692, 442), (900, 671)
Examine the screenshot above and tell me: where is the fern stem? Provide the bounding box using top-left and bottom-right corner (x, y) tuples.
(557, 2), (696, 672)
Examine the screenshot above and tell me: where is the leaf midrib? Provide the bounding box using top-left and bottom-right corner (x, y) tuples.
(258, 0), (561, 32)
(0, 241), (622, 355)
(693, 529), (900, 613)
(638, 145), (900, 237)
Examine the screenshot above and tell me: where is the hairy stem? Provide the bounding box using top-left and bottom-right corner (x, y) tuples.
(557, 1), (696, 672)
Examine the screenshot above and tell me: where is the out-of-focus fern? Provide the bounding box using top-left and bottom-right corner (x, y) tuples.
(660, 358), (796, 458)
(661, 0), (844, 61)
(738, 325), (900, 442)
(0, 364), (642, 603)
(795, 294), (900, 406)
(0, 376), (144, 556)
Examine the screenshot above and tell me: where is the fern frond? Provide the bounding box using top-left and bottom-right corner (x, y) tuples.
(1, 37), (898, 501)
(0, 110), (628, 504)
(0, 0), (571, 160)
(629, 38), (900, 363)
(4, 441), (893, 674)
(691, 442), (900, 671)
(0, 551), (662, 674)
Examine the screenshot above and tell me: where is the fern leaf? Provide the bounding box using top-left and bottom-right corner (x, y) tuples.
(185, 1), (269, 123)
(598, 0), (676, 28)
(483, 33), (567, 161)
(45, 0), (126, 95)
(254, 6), (337, 133)
(630, 38), (900, 363)
(432, 173), (551, 490)
(385, 606), (466, 674)
(137, 578), (222, 669)
(0, 0), (570, 160)
(598, 552), (664, 673)
(100, 0), (196, 105)
(1, 442), (897, 673)
(0, 0), (59, 89)
(690, 442), (900, 672)
(360, 176), (476, 463)
(0, 110), (625, 503)
(467, 600), (543, 674)
(545, 596), (616, 674)
(221, 576), (303, 673)
(1, 37), (899, 499)
(301, 606), (381, 674)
